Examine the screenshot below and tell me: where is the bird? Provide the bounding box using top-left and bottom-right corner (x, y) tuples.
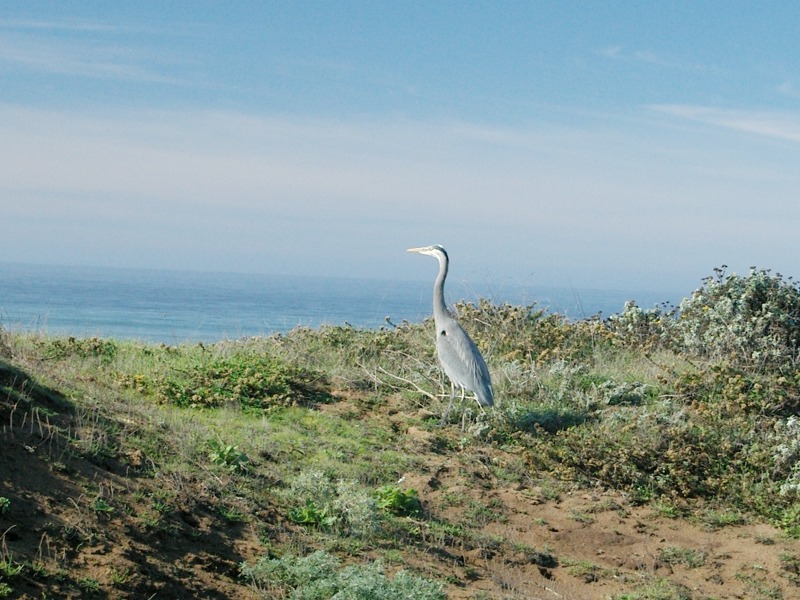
(407, 244), (493, 422)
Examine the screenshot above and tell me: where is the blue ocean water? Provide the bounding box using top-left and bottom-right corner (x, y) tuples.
(0, 263), (679, 344)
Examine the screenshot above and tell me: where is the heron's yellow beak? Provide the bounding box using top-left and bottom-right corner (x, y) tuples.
(407, 247), (425, 253)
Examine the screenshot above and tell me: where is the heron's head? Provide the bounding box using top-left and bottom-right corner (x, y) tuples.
(407, 244), (448, 260)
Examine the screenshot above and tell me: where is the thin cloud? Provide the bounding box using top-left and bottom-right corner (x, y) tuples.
(599, 45), (704, 72)
(0, 17), (163, 35)
(0, 38), (188, 84)
(0, 20), (193, 85)
(777, 81), (800, 99)
(651, 104), (800, 143)
(633, 49), (702, 71)
(598, 45), (624, 59)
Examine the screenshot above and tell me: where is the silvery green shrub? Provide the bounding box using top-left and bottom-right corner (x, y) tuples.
(240, 551), (445, 599)
(675, 267), (800, 369)
(773, 416), (800, 497)
(286, 470), (380, 537)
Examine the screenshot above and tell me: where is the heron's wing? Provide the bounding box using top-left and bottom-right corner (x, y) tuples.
(436, 318), (493, 406)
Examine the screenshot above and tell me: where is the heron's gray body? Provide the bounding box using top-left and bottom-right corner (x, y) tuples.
(408, 245), (494, 408)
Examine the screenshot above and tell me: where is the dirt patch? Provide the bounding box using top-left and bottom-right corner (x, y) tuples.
(396, 434), (800, 599)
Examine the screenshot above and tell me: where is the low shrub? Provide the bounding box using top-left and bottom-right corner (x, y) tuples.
(606, 301), (674, 351)
(455, 300), (611, 364)
(286, 470), (381, 538)
(156, 352), (329, 410)
(675, 267), (800, 370)
(527, 397), (778, 509)
(42, 336), (119, 363)
(240, 550), (445, 599)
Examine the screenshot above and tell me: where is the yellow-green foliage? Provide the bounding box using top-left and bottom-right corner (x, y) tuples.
(153, 352), (330, 410)
(454, 299), (611, 364)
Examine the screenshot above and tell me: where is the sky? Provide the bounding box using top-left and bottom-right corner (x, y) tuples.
(2, 1), (800, 297)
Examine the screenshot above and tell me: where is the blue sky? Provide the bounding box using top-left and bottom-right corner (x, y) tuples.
(2, 2), (800, 297)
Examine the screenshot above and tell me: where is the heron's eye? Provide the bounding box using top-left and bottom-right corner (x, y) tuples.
(440, 330), (447, 336)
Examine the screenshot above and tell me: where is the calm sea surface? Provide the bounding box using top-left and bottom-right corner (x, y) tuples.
(0, 263), (678, 344)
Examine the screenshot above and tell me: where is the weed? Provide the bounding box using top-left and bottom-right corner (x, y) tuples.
(735, 564), (783, 599)
(373, 485), (422, 517)
(217, 504), (248, 524)
(568, 510), (594, 525)
(611, 577), (692, 599)
(779, 552), (800, 586)
(0, 499), (8, 516)
(772, 416), (800, 497)
(0, 557), (23, 579)
(91, 497), (114, 515)
(658, 545), (707, 568)
(108, 566), (131, 586)
(0, 551), (22, 600)
(286, 471), (381, 538)
(207, 438), (249, 473)
(78, 577), (101, 591)
(650, 498), (689, 519)
(288, 500), (336, 528)
(562, 558), (613, 582)
(698, 507), (748, 530)
(606, 301), (675, 351)
(464, 498), (506, 527)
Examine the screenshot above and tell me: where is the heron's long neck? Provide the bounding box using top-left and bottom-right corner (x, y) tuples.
(433, 254), (449, 322)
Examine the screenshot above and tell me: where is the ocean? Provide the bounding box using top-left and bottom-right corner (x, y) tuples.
(0, 263), (678, 344)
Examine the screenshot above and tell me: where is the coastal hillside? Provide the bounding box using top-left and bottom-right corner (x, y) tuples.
(3, 268), (800, 599)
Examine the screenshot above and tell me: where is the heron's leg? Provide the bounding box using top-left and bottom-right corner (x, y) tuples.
(440, 381), (456, 425)
(474, 394), (489, 416)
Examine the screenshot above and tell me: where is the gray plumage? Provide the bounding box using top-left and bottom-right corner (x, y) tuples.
(408, 245), (494, 412)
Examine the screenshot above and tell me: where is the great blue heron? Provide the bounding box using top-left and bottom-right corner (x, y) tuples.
(407, 245), (494, 421)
